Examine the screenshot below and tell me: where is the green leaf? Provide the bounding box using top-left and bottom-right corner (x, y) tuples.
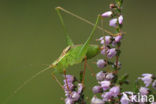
(115, 0), (123, 7)
(117, 73), (129, 85)
(134, 80), (140, 93)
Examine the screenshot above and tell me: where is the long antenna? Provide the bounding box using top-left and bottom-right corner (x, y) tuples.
(2, 66), (52, 104)
(56, 6), (114, 36)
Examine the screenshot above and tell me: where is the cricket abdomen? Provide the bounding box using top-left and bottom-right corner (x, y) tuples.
(86, 45), (100, 59)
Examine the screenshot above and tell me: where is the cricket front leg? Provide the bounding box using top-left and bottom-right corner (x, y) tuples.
(51, 72), (64, 90)
(81, 56), (87, 87)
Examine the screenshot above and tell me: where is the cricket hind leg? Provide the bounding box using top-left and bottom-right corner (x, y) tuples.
(55, 6), (114, 36)
(86, 63), (95, 77)
(51, 72), (64, 90)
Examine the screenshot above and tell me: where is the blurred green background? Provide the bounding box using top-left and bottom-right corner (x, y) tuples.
(0, 0), (156, 104)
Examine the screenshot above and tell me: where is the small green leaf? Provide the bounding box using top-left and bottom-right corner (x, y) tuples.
(115, 0), (123, 7)
(134, 80), (140, 93)
(117, 73), (129, 85)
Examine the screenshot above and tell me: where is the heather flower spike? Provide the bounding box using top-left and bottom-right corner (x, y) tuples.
(63, 75), (84, 103)
(56, 0), (156, 103)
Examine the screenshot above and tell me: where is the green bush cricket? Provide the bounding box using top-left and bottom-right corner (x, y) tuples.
(3, 7), (114, 104)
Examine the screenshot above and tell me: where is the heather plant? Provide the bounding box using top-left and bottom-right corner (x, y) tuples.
(3, 0), (156, 104)
(61, 0), (156, 104)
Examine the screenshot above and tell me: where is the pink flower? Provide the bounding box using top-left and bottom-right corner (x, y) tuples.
(71, 91), (80, 101)
(139, 87), (149, 95)
(120, 93), (130, 104)
(109, 86), (120, 97)
(109, 18), (118, 27)
(138, 74), (153, 87)
(118, 15), (123, 24)
(96, 71), (106, 81)
(115, 35), (122, 43)
(101, 11), (113, 17)
(96, 59), (107, 68)
(91, 96), (104, 104)
(92, 86), (102, 94)
(100, 80), (111, 91)
(107, 48), (117, 59)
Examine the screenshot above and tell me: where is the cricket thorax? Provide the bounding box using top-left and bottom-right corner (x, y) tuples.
(51, 46), (71, 67)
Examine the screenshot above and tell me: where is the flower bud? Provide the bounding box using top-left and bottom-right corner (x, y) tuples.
(109, 4), (116, 9)
(71, 91), (80, 101)
(65, 98), (74, 104)
(96, 71), (105, 81)
(101, 11), (112, 17)
(92, 86), (103, 94)
(101, 48), (106, 55)
(118, 15), (123, 24)
(101, 92), (113, 101)
(138, 74), (153, 87)
(107, 48), (117, 59)
(100, 80), (111, 91)
(105, 36), (112, 45)
(106, 73), (114, 80)
(64, 75), (74, 83)
(120, 93), (130, 104)
(112, 61), (122, 69)
(77, 83), (83, 94)
(64, 83), (74, 91)
(109, 86), (120, 97)
(115, 35), (122, 43)
(139, 87), (149, 95)
(96, 59), (107, 68)
(91, 96), (104, 104)
(109, 18), (117, 27)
